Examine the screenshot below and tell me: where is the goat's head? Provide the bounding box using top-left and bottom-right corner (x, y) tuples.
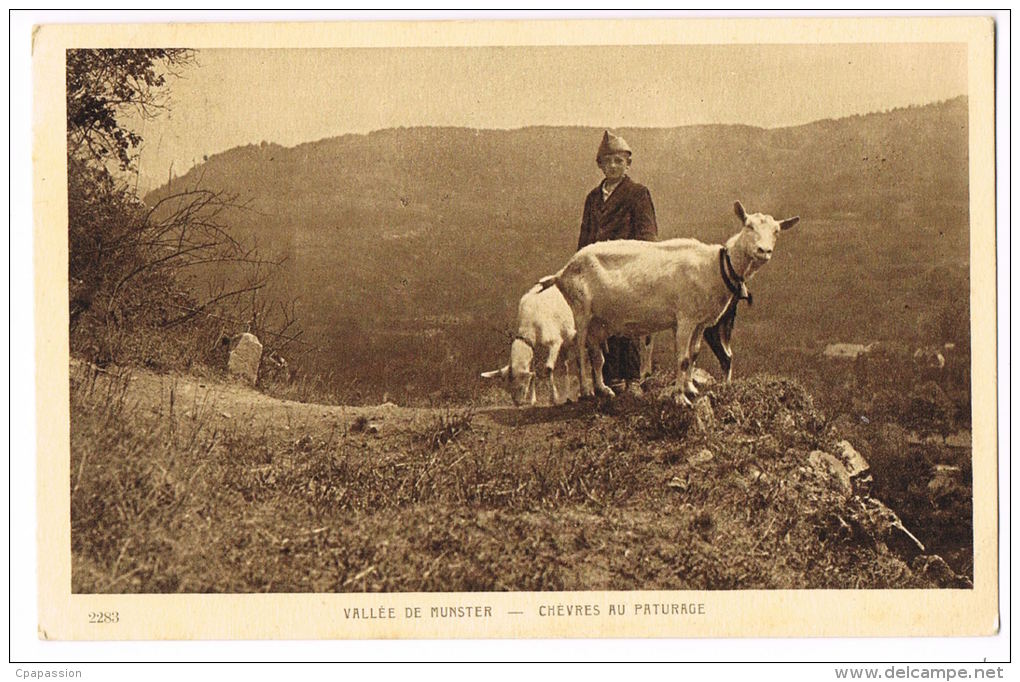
(480, 338), (535, 406)
(731, 201), (799, 272)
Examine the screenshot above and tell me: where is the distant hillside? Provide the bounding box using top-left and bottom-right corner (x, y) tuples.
(146, 97), (969, 398)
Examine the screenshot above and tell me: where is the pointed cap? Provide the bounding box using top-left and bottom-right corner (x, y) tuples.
(596, 130), (632, 161)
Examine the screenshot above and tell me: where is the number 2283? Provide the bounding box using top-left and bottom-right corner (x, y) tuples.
(88, 611), (119, 624)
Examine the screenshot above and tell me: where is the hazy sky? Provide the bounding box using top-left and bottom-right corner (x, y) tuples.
(132, 43), (967, 191)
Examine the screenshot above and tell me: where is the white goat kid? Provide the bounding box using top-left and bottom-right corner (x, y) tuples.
(482, 283), (579, 407)
(541, 201), (798, 404)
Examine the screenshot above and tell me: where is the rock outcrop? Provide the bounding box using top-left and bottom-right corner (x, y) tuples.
(803, 437), (973, 584)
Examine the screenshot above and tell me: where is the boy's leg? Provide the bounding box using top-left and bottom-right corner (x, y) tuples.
(619, 336), (644, 396)
(602, 336), (621, 390)
(604, 336), (642, 394)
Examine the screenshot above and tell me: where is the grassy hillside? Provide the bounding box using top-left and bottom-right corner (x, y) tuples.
(146, 97), (969, 404)
(71, 362), (969, 592)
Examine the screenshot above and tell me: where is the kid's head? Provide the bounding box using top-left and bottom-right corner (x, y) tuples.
(596, 130), (632, 182)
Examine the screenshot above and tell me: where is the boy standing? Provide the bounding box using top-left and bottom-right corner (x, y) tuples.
(577, 131), (658, 396)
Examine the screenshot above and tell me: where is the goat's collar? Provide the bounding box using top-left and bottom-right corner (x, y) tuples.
(719, 247), (753, 306)
(512, 334), (536, 351)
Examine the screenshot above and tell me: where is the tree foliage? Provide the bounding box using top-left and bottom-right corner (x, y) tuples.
(66, 49), (193, 172)
(67, 49), (294, 371)
(68, 49), (197, 333)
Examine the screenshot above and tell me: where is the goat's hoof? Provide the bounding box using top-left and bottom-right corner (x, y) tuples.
(597, 386), (616, 398)
(672, 392), (693, 408)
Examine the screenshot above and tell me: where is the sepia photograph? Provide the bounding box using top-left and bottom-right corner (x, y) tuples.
(30, 16), (999, 641)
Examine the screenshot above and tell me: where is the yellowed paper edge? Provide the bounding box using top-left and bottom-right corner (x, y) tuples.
(34, 16), (998, 640)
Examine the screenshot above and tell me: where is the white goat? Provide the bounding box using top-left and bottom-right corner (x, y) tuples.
(482, 283), (581, 406)
(540, 201), (799, 404)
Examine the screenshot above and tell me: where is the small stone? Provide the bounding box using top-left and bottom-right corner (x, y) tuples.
(667, 476), (687, 491)
(746, 464), (767, 482)
(836, 440), (870, 478)
(808, 450), (852, 497)
(911, 555), (958, 587)
(688, 449), (714, 465)
(927, 467), (963, 508)
(692, 397), (715, 432)
(226, 332), (263, 386)
(690, 368), (714, 388)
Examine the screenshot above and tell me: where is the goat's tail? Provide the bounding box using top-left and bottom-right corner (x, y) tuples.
(536, 274), (558, 292)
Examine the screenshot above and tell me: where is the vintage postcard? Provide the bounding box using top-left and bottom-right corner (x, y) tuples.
(34, 16), (998, 640)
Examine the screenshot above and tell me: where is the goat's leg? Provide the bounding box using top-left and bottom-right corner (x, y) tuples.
(684, 324), (705, 397)
(546, 340), (563, 405)
(589, 341), (615, 397)
(719, 317), (734, 383)
(705, 300), (737, 382)
(703, 324), (730, 380)
(639, 334), (654, 381)
(575, 321), (595, 398)
(570, 348), (582, 402)
(673, 318), (698, 406)
(559, 343), (576, 403)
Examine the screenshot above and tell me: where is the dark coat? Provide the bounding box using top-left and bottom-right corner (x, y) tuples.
(577, 176), (658, 250)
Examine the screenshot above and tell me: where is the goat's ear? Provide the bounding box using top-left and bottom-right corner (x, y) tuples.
(481, 365), (510, 380)
(734, 201), (747, 222)
(779, 216), (800, 231)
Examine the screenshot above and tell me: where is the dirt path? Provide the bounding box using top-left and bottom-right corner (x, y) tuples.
(75, 359), (595, 447)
